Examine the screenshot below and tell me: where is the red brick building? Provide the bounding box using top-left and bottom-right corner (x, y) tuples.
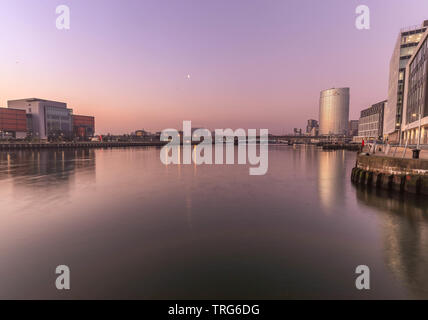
(72, 115), (95, 140)
(0, 108), (27, 138)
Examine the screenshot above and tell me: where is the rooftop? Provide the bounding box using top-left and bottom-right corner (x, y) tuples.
(8, 98), (67, 104)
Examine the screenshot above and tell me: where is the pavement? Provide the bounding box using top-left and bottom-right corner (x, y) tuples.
(364, 144), (428, 160)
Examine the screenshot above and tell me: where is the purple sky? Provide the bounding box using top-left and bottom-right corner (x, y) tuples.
(1, 0), (428, 134)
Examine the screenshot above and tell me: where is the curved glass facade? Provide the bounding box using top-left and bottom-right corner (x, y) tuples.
(319, 88), (350, 136)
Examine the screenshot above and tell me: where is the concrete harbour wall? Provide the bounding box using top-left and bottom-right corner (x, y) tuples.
(351, 154), (428, 195)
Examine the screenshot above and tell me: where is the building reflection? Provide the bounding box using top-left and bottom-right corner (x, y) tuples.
(317, 150), (346, 213)
(0, 149), (96, 193)
(355, 186), (428, 297)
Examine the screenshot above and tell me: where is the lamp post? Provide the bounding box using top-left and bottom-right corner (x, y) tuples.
(417, 101), (423, 150)
(411, 103), (423, 159)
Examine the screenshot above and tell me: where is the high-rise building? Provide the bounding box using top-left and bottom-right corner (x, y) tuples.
(348, 120), (359, 137)
(8, 98), (73, 140)
(293, 128), (303, 136)
(306, 119), (319, 136)
(358, 100), (386, 141)
(402, 28), (428, 146)
(384, 20), (428, 143)
(319, 88), (349, 136)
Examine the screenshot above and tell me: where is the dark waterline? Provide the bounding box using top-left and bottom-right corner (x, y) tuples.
(0, 146), (427, 299)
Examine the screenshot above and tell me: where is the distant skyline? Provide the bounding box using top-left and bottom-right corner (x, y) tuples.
(1, 0), (428, 134)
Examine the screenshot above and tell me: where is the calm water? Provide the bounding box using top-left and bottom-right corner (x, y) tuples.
(0, 146), (427, 299)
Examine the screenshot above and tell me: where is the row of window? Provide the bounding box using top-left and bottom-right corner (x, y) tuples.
(406, 35), (428, 124)
(359, 130), (380, 137)
(359, 121), (380, 129)
(401, 29), (426, 45)
(47, 115), (71, 121)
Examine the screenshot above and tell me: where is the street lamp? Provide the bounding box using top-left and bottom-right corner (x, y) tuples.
(417, 102), (423, 150)
(412, 102), (423, 159)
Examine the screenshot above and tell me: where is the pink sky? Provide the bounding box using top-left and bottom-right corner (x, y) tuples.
(1, 0), (428, 134)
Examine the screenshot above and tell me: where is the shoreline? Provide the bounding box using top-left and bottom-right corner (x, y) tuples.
(352, 153), (428, 195)
(0, 141), (169, 150)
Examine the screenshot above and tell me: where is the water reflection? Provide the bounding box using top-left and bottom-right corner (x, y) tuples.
(0, 149), (95, 181)
(355, 186), (428, 298)
(0, 147), (427, 299)
(0, 149), (96, 217)
(317, 150), (346, 212)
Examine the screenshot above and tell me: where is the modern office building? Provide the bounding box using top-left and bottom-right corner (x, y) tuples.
(306, 119), (319, 136)
(348, 120), (359, 137)
(384, 21), (428, 143)
(310, 127), (318, 136)
(293, 128), (303, 136)
(319, 88), (350, 136)
(72, 115), (95, 140)
(135, 130), (150, 137)
(402, 28), (428, 146)
(8, 98), (73, 140)
(357, 100), (386, 141)
(0, 107), (27, 139)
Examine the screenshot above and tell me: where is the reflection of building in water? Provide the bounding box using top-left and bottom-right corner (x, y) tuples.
(0, 149), (96, 195)
(317, 150), (346, 212)
(355, 187), (428, 298)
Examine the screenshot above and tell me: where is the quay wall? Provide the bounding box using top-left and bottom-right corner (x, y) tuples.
(0, 141), (168, 150)
(351, 154), (428, 195)
(1, 139), (277, 150)
(321, 143), (360, 151)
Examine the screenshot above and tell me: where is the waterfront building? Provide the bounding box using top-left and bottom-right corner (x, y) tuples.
(0, 107), (27, 139)
(306, 119), (319, 136)
(384, 21), (428, 143)
(357, 100), (386, 141)
(319, 88), (350, 136)
(402, 28), (428, 146)
(135, 129), (150, 137)
(293, 128), (303, 136)
(348, 120), (359, 137)
(309, 126), (318, 137)
(73, 115), (95, 140)
(8, 98), (73, 140)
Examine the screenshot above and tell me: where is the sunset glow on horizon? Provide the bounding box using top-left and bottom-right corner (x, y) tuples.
(1, 0), (428, 134)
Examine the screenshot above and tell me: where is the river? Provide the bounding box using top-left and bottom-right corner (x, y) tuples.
(0, 146), (427, 299)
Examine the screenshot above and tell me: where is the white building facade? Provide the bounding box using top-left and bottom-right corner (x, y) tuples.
(384, 21), (428, 143)
(402, 29), (428, 146)
(8, 98), (72, 140)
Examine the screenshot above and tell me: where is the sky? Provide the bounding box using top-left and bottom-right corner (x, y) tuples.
(1, 0), (428, 134)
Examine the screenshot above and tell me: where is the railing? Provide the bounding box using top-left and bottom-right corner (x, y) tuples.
(400, 24), (423, 33)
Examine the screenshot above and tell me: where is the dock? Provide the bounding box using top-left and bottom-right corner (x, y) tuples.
(0, 141), (168, 150)
(351, 153), (428, 195)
